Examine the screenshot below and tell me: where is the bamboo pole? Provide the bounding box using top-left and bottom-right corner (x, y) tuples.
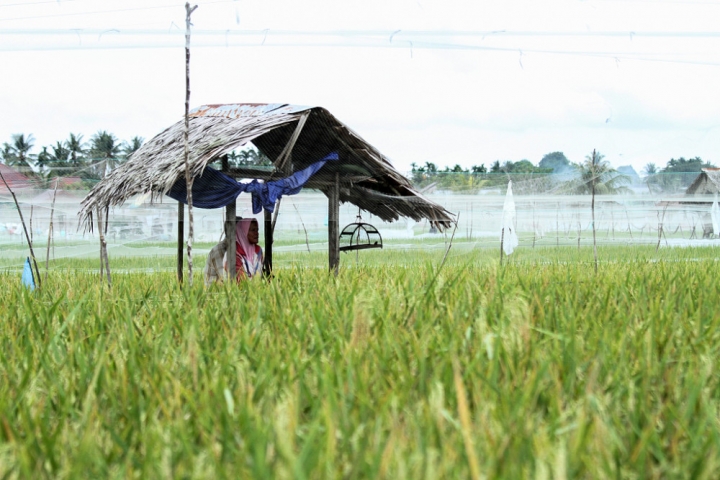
(328, 172), (340, 275)
(293, 202), (311, 253)
(184, 1), (198, 286)
(500, 227), (505, 266)
(97, 207), (111, 287)
(221, 156), (236, 281)
(177, 203), (184, 284)
(264, 209), (273, 277)
(0, 169), (41, 288)
(591, 149), (598, 274)
(45, 178), (58, 282)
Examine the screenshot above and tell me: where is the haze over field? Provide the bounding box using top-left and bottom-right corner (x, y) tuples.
(2, 0), (720, 174)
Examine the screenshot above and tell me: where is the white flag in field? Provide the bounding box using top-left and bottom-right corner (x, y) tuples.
(712, 197), (720, 237)
(501, 181), (519, 255)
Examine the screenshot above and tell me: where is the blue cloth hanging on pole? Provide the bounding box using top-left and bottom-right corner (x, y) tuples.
(167, 152), (338, 213)
(22, 257), (35, 290)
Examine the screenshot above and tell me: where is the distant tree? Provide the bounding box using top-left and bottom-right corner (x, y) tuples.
(539, 151), (570, 173)
(642, 162), (660, 193)
(2, 133), (36, 169)
(490, 160), (501, 173)
(564, 150), (631, 194)
(642, 162), (658, 176)
(35, 146), (52, 171)
(122, 136), (144, 160)
(65, 133), (86, 168)
(658, 156), (715, 192)
(89, 130), (122, 176)
(470, 164), (486, 175)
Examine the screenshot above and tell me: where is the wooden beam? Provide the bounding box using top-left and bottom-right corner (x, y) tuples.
(225, 203), (236, 280)
(177, 202), (184, 284)
(328, 172), (340, 275)
(275, 112), (309, 175)
(263, 209), (273, 277)
(222, 155), (236, 281)
(226, 166), (371, 187)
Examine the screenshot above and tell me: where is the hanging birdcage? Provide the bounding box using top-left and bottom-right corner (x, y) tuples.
(339, 212), (383, 252)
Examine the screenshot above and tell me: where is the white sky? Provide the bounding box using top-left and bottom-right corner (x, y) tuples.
(2, 0), (720, 174)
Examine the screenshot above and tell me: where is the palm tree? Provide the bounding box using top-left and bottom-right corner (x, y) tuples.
(564, 150), (631, 194)
(642, 162), (659, 193)
(122, 136), (144, 160)
(2, 133), (36, 170)
(65, 133), (86, 169)
(89, 130), (122, 177)
(35, 146), (52, 171)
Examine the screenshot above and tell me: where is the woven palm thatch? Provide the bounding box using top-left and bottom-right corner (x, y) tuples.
(79, 103), (453, 230)
(686, 168), (720, 196)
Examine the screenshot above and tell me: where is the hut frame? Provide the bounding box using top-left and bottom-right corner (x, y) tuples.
(79, 103), (454, 277)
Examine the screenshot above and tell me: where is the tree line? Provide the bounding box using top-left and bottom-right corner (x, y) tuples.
(642, 157), (717, 193)
(1, 132), (143, 188)
(411, 151), (716, 194)
(0, 132), (272, 189)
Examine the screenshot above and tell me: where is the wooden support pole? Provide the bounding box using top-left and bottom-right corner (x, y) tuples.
(222, 155), (236, 281)
(184, 1), (198, 286)
(263, 209), (273, 277)
(177, 202), (184, 284)
(225, 202), (236, 280)
(328, 172), (340, 275)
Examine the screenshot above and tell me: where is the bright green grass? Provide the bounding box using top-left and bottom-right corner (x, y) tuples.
(1, 247), (720, 478)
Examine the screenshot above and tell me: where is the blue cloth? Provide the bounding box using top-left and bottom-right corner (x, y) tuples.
(167, 152), (338, 213)
(22, 257), (35, 290)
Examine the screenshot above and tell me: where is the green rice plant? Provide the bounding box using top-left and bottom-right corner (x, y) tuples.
(0, 247), (719, 478)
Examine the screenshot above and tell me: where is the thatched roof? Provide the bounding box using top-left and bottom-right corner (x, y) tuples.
(79, 103), (453, 230)
(686, 168), (720, 196)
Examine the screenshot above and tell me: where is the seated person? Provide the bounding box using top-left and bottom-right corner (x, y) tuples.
(204, 217), (263, 284)
(232, 218), (263, 280)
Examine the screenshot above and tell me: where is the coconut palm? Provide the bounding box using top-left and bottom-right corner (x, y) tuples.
(2, 133), (36, 170)
(122, 136), (144, 160)
(563, 150), (631, 194)
(65, 133), (86, 169)
(89, 130), (122, 177)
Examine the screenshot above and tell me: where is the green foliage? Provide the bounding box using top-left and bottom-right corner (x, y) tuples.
(657, 157), (716, 192)
(1, 247), (720, 477)
(562, 150), (631, 194)
(410, 159), (550, 192)
(1, 134), (36, 169)
(538, 151), (571, 173)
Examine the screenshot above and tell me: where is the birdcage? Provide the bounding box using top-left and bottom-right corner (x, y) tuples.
(339, 213), (383, 252)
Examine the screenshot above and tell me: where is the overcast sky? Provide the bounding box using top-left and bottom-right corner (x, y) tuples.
(2, 0), (720, 174)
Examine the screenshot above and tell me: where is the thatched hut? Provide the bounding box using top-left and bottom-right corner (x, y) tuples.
(79, 103), (454, 278)
(686, 168), (720, 198)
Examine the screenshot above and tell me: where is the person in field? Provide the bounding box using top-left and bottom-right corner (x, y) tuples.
(203, 217), (263, 284)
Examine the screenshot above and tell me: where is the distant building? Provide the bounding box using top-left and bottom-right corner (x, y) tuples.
(0, 164), (35, 194)
(617, 165), (641, 185)
(686, 168), (720, 197)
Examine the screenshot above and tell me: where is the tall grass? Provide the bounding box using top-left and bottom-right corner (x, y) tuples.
(0, 247), (719, 478)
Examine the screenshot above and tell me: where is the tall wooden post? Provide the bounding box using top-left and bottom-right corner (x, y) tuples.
(328, 172), (340, 275)
(177, 202), (184, 283)
(222, 155), (236, 281)
(225, 203), (236, 280)
(263, 209), (273, 276)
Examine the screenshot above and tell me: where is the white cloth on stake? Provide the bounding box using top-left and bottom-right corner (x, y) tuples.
(712, 196), (720, 237)
(501, 180), (519, 255)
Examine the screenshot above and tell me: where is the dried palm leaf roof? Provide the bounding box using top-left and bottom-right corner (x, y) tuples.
(79, 103), (453, 230)
(686, 168), (720, 195)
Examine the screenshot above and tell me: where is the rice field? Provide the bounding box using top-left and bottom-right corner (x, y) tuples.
(1, 245), (720, 478)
